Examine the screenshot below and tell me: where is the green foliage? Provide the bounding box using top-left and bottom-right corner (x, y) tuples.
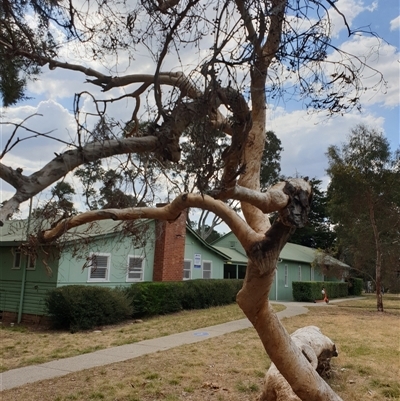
(125, 280), (243, 317)
(0, 0), (59, 106)
(326, 124), (400, 291)
(125, 282), (185, 316)
(260, 131), (283, 190)
(289, 178), (336, 249)
(347, 277), (363, 296)
(180, 279), (243, 310)
(45, 286), (132, 332)
(292, 281), (348, 302)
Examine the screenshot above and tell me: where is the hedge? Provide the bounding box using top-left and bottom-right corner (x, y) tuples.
(292, 281), (348, 302)
(124, 279), (244, 317)
(347, 277), (364, 296)
(45, 286), (133, 332)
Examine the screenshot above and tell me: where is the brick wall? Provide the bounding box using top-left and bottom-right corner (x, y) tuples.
(153, 209), (187, 281)
(1, 311), (50, 327)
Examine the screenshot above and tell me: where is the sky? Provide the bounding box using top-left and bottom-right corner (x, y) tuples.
(0, 0), (399, 220)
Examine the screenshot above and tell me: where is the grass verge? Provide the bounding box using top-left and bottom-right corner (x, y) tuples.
(0, 303), (285, 372)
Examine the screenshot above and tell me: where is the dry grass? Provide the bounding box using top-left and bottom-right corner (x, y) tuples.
(2, 297), (399, 401)
(0, 303), (285, 372)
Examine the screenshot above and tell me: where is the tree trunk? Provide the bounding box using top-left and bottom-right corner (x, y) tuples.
(260, 326), (339, 401)
(368, 196), (384, 312)
(236, 219), (344, 401)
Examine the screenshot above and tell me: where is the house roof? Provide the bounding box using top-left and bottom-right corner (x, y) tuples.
(185, 226), (232, 260)
(212, 246), (248, 264)
(0, 218), (148, 246)
(0, 220), (27, 245)
(280, 242), (316, 264)
(1, 219), (349, 268)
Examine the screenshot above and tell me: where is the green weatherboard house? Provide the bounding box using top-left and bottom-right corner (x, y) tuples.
(0, 213), (346, 323)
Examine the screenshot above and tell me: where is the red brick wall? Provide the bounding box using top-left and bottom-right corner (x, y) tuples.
(1, 311), (50, 327)
(153, 210), (187, 281)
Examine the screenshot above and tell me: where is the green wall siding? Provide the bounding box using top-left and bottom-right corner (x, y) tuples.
(0, 247), (59, 315)
(57, 222), (156, 287)
(213, 232), (246, 256)
(184, 232), (227, 279)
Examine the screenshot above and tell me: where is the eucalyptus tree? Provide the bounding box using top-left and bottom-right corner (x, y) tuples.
(327, 125), (400, 312)
(289, 178), (336, 249)
(0, 0), (386, 399)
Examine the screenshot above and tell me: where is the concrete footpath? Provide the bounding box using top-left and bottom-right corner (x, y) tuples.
(0, 299), (356, 391)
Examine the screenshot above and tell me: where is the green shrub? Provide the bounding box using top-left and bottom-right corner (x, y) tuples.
(45, 286), (132, 332)
(125, 281), (185, 316)
(181, 279), (243, 310)
(125, 279), (243, 317)
(292, 281), (348, 302)
(347, 277), (364, 296)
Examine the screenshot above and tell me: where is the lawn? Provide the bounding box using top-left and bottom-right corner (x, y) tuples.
(0, 303), (285, 372)
(1, 296), (399, 401)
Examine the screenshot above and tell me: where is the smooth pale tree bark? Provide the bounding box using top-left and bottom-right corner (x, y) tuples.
(260, 326), (339, 401)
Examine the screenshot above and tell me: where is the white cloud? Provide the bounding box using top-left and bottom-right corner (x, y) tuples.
(331, 35), (400, 108)
(266, 106), (385, 189)
(328, 0), (377, 37)
(1, 100), (76, 173)
(390, 15), (400, 31)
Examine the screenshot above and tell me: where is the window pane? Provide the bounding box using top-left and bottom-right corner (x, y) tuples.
(238, 265), (246, 279)
(93, 255), (108, 268)
(203, 270), (211, 279)
(14, 250), (21, 268)
(90, 267), (107, 279)
(90, 254), (108, 279)
(203, 262), (211, 279)
(224, 264), (236, 279)
(183, 260), (191, 279)
(128, 257), (143, 280)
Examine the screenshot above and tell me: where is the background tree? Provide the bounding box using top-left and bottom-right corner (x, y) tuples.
(32, 181), (76, 221)
(289, 178), (336, 249)
(189, 130), (282, 241)
(0, 1), (386, 400)
(327, 124), (400, 311)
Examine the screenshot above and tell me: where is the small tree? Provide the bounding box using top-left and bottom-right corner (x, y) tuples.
(327, 125), (400, 311)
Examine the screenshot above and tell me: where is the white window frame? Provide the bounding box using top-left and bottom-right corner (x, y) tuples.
(298, 265), (302, 281)
(284, 265), (288, 287)
(183, 259), (192, 280)
(87, 253), (110, 282)
(202, 260), (212, 279)
(126, 255), (144, 282)
(12, 249), (21, 269)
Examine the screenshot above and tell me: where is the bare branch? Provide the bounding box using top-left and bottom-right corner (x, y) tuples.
(40, 193), (263, 250)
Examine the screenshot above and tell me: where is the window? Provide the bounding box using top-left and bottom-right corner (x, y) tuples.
(284, 265), (288, 287)
(127, 256), (144, 282)
(298, 265), (302, 281)
(229, 241), (236, 248)
(27, 256), (36, 270)
(183, 260), (192, 280)
(310, 266), (314, 281)
(224, 264), (236, 279)
(88, 253), (110, 282)
(202, 261), (212, 279)
(12, 249), (21, 269)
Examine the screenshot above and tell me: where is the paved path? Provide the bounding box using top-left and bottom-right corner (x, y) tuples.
(0, 299), (358, 391)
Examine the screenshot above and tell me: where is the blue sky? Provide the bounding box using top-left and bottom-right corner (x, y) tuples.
(1, 0), (399, 218)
